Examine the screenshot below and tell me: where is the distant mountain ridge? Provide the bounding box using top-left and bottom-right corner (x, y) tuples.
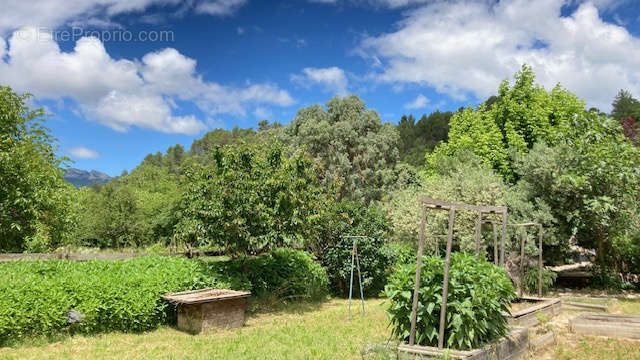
(64, 168), (111, 187)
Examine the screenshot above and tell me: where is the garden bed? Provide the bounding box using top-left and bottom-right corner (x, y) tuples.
(163, 288), (251, 334)
(397, 327), (528, 360)
(503, 297), (561, 327)
(570, 313), (640, 339)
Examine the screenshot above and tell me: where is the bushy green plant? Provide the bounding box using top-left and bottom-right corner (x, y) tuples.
(0, 86), (76, 252)
(245, 249), (329, 301)
(611, 230), (640, 274)
(385, 242), (416, 267)
(282, 95), (401, 204)
(522, 267), (557, 295)
(197, 249), (329, 302)
(385, 253), (516, 350)
(175, 140), (324, 257)
(0, 256), (231, 345)
(590, 265), (634, 291)
(309, 200), (393, 296)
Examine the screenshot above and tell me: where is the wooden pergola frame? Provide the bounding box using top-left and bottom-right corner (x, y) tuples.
(507, 223), (544, 298)
(409, 197), (508, 349)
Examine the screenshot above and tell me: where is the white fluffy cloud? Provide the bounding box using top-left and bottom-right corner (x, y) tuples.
(361, 0), (640, 111)
(291, 66), (349, 95)
(195, 0), (248, 15)
(404, 94), (429, 109)
(68, 146), (99, 159)
(0, 28), (294, 134)
(0, 0), (247, 34)
(253, 106), (273, 119)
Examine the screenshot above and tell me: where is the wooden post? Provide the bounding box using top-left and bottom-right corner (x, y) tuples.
(493, 222), (499, 266)
(355, 245), (365, 316)
(475, 212), (482, 255)
(538, 225), (543, 298)
(519, 228), (526, 298)
(438, 208), (456, 349)
(409, 204), (427, 346)
(501, 211), (507, 267)
(348, 240), (355, 320)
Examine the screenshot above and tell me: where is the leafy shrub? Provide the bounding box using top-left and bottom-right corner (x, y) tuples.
(611, 231), (640, 274)
(523, 266), (557, 295)
(310, 201), (393, 296)
(175, 140), (324, 257)
(590, 265), (634, 291)
(210, 249), (329, 301)
(385, 242), (416, 267)
(0, 256), (230, 345)
(385, 253), (516, 349)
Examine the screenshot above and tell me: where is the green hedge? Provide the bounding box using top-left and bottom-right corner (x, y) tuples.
(385, 253), (516, 350)
(204, 249), (329, 301)
(0, 249), (328, 345)
(245, 248), (329, 301)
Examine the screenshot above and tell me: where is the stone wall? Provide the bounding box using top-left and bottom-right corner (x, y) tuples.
(177, 297), (247, 334)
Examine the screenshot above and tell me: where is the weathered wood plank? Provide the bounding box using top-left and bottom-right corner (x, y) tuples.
(570, 313), (640, 339)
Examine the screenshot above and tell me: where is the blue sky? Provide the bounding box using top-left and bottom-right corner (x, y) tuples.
(1, 0), (640, 176)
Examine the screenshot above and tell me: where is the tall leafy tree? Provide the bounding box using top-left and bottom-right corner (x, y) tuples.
(427, 106), (510, 176)
(397, 111), (451, 166)
(611, 89), (640, 121)
(283, 95), (400, 203)
(611, 90), (640, 143)
(175, 140), (324, 257)
(515, 113), (640, 267)
(429, 64), (586, 180)
(0, 86), (75, 252)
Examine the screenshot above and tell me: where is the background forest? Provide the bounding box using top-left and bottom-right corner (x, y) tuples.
(2, 65), (640, 290)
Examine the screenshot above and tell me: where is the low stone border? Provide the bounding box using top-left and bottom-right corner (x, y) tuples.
(397, 327), (528, 360)
(570, 313), (640, 339)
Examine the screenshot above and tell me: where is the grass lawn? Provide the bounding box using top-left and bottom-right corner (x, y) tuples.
(3, 296), (640, 360)
(0, 299), (391, 360)
(552, 336), (640, 360)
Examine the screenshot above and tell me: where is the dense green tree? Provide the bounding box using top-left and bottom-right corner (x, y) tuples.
(397, 111), (451, 166)
(427, 106), (510, 177)
(515, 113), (640, 267)
(429, 65), (586, 180)
(189, 127), (257, 157)
(611, 90), (640, 143)
(307, 200), (393, 296)
(611, 89), (640, 121)
(0, 86), (76, 252)
(174, 141), (324, 257)
(283, 95), (401, 203)
(72, 163), (182, 248)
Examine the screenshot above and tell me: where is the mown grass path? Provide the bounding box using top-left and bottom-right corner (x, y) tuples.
(0, 299), (391, 360)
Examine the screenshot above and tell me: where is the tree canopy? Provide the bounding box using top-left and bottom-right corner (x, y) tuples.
(428, 65), (586, 181)
(0, 86), (75, 252)
(283, 95), (401, 203)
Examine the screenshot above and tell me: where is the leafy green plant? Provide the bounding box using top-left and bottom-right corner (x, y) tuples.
(243, 249), (329, 301)
(309, 200), (393, 296)
(0, 249), (329, 346)
(0, 256), (231, 345)
(385, 242), (416, 268)
(175, 140), (324, 257)
(590, 265), (634, 291)
(0, 86), (76, 252)
(385, 253), (516, 350)
(523, 266), (557, 296)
